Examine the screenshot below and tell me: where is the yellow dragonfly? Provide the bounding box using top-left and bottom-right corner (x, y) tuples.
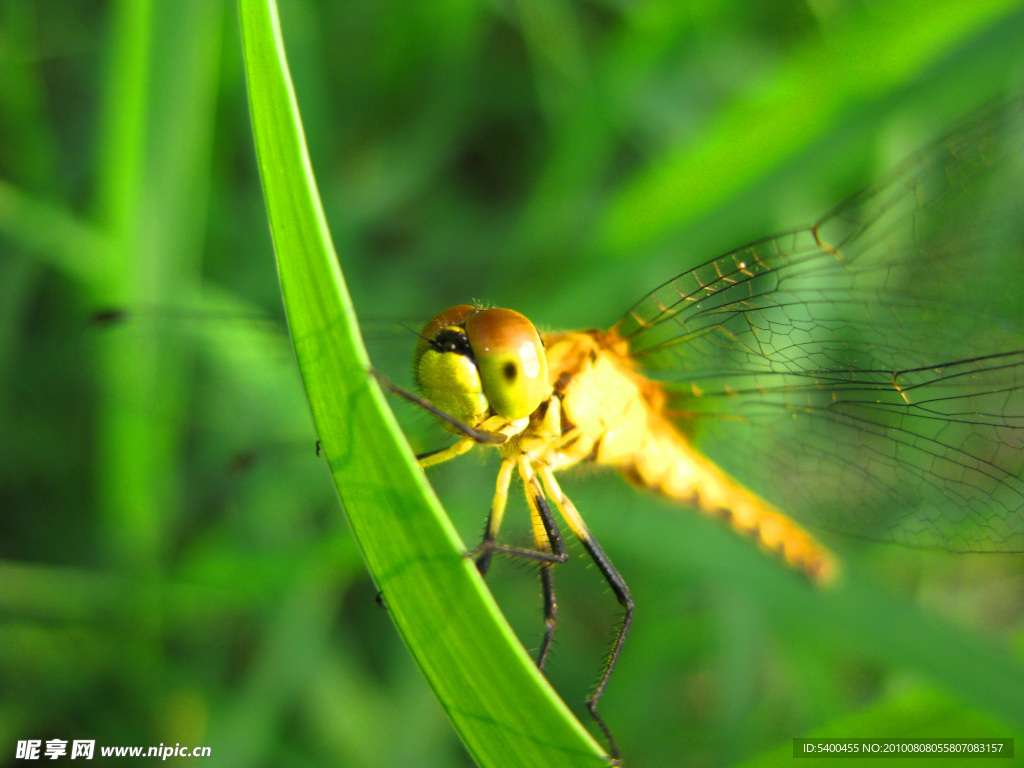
(380, 97), (1024, 761)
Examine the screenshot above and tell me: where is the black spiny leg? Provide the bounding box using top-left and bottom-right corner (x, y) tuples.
(537, 464), (630, 764)
(471, 469), (567, 569)
(523, 462), (568, 669)
(472, 456), (569, 669)
(475, 473), (503, 577)
(475, 535), (495, 577)
(579, 532), (632, 765)
(537, 557), (558, 671)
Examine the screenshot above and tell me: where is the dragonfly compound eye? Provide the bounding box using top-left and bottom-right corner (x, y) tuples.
(413, 305), (490, 430)
(465, 308), (551, 420)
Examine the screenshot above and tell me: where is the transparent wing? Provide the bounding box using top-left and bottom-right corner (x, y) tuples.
(615, 98), (1024, 551)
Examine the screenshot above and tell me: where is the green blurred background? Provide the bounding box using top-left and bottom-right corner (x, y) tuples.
(4, 1), (1024, 766)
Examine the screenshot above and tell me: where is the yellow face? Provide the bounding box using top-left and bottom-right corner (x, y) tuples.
(414, 305), (552, 429)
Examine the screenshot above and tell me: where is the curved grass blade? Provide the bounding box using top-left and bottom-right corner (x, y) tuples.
(237, 1), (609, 765)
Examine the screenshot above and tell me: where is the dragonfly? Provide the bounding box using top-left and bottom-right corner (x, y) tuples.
(379, 97), (1024, 762)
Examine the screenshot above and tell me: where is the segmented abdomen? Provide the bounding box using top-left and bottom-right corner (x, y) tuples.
(543, 330), (837, 584)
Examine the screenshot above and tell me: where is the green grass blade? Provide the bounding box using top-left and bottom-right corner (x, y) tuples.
(237, 1), (608, 765)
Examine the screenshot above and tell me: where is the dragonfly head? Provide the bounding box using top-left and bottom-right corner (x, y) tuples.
(414, 305), (551, 428)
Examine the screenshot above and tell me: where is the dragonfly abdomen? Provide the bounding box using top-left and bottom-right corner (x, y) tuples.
(544, 330), (837, 585)
(625, 412), (837, 584)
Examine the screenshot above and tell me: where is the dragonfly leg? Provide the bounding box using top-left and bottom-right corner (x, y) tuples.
(417, 437), (477, 468)
(519, 455), (568, 671)
(536, 557), (557, 671)
(417, 414), (530, 469)
(469, 457), (568, 570)
(474, 458), (516, 576)
(372, 368), (509, 446)
(538, 464), (632, 763)
(470, 455), (569, 668)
